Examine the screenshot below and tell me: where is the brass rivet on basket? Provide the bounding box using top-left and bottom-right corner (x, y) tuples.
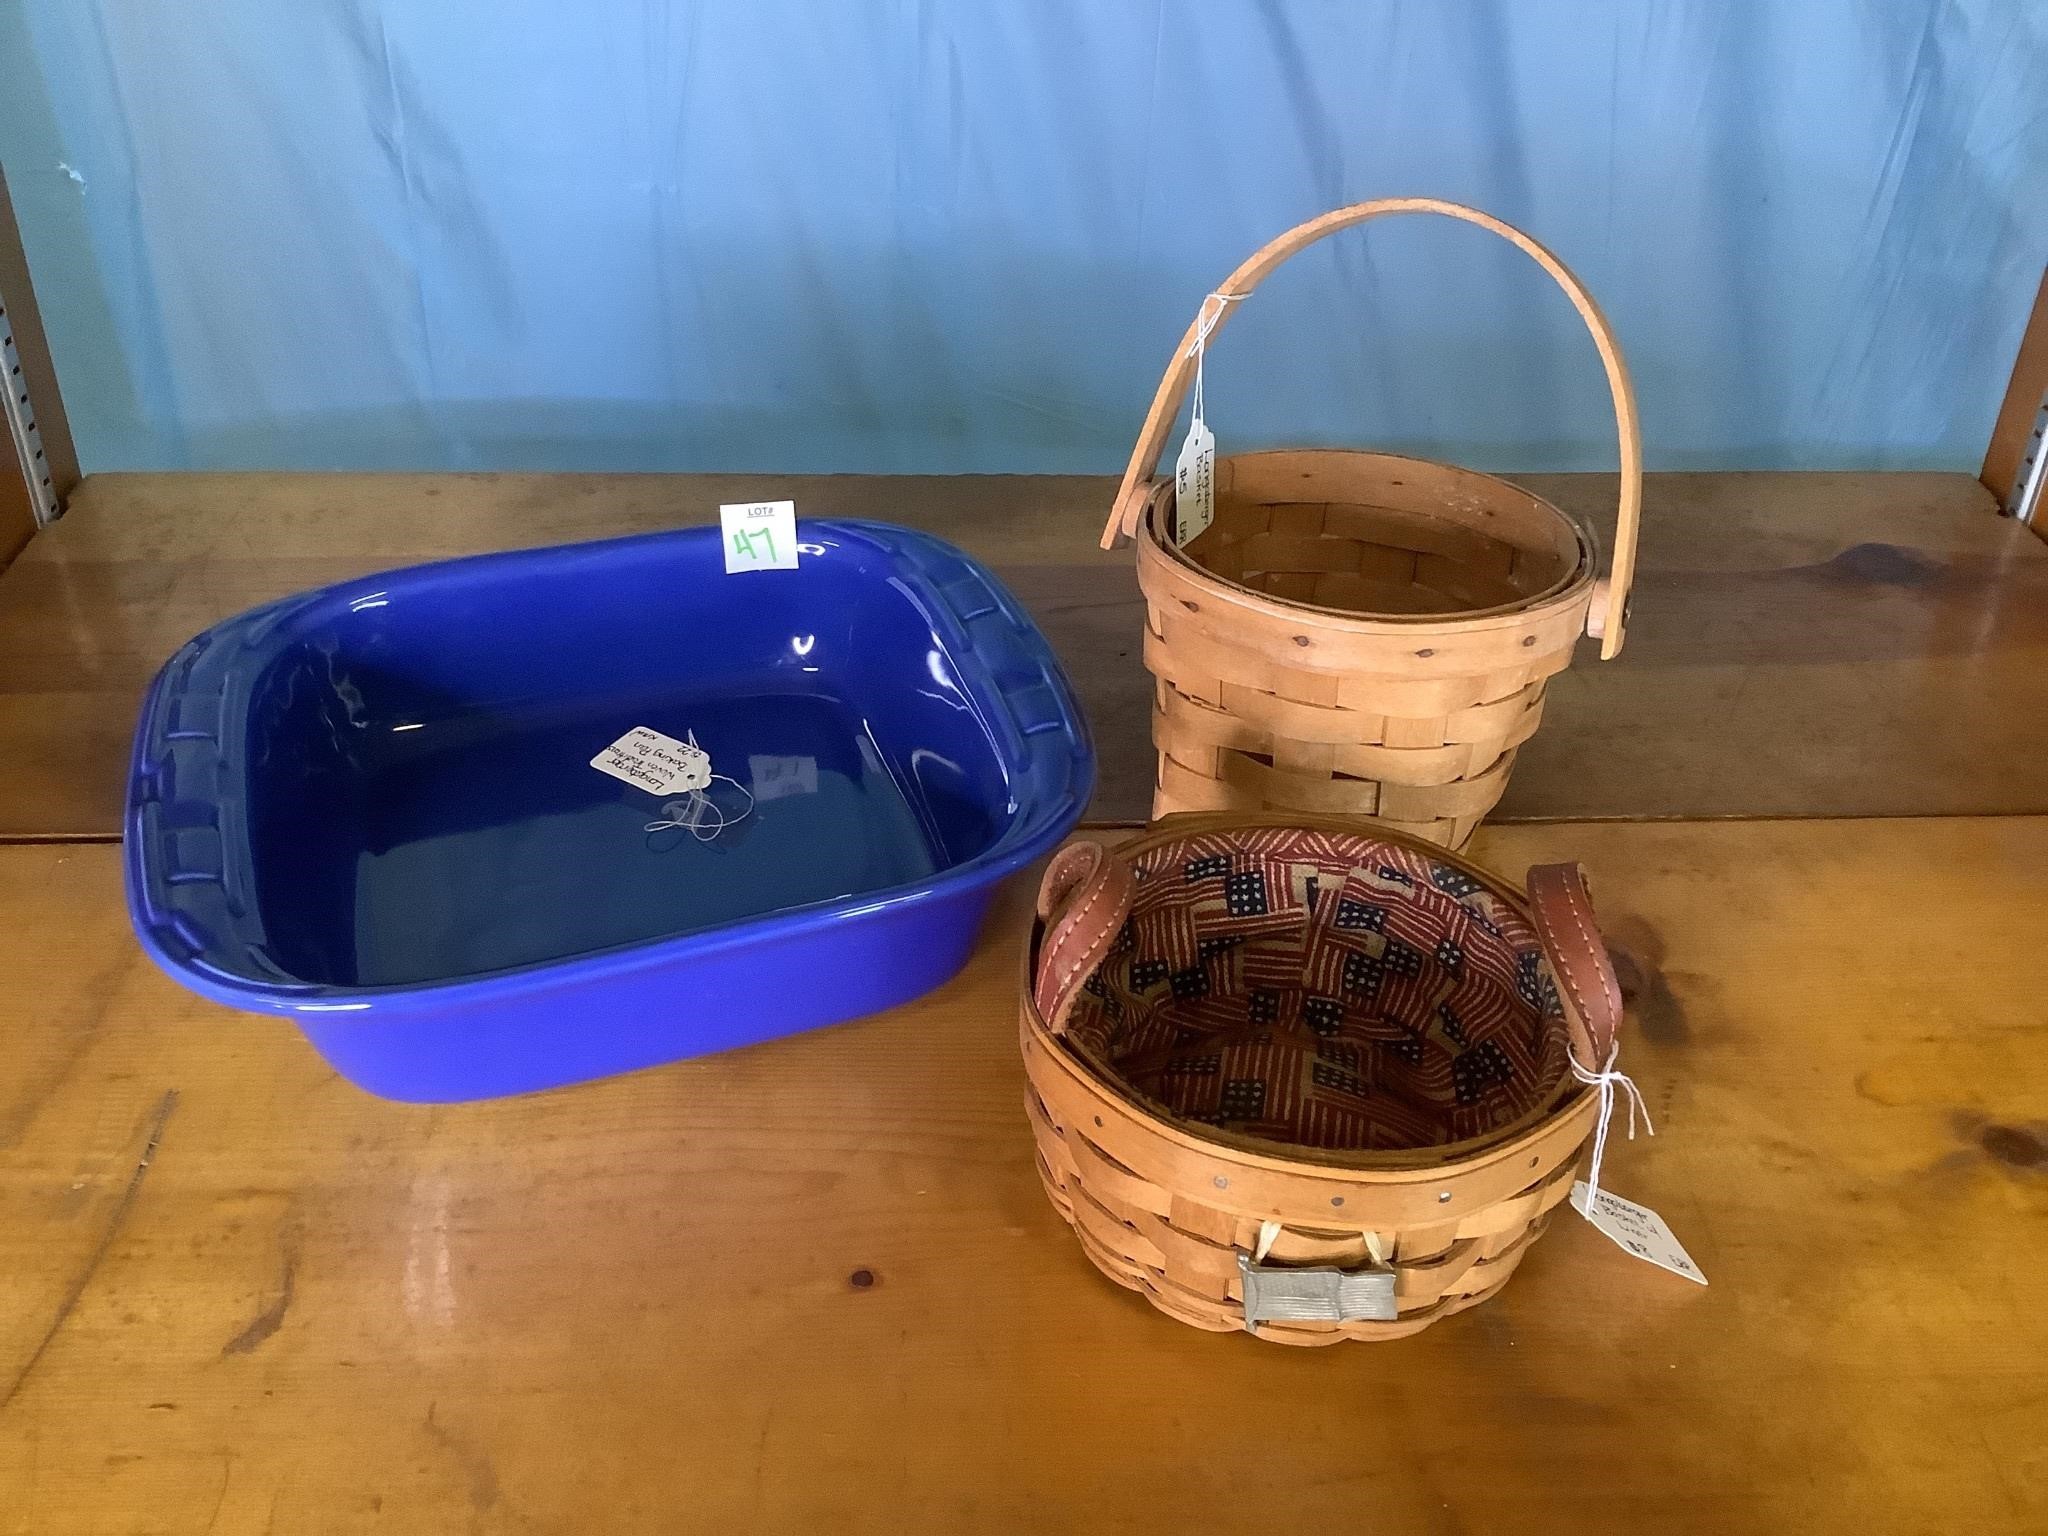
(1214, 1175), (1230, 1189)
(1438, 1191), (1452, 1204)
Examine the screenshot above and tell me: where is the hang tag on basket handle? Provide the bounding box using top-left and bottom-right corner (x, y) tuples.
(1098, 198), (1644, 660)
(1565, 1052), (1704, 1284)
(1524, 860), (1704, 1286)
(1173, 293), (1240, 547)
(1173, 423), (1214, 547)
(1572, 1183), (1707, 1286)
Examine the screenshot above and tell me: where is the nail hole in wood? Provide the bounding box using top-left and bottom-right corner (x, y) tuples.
(1182, 600), (1199, 612)
(849, 1268), (877, 1289)
(1330, 1196), (1344, 1208)
(1522, 634), (1538, 647)
(1415, 648), (1435, 658)
(1292, 635), (1310, 647)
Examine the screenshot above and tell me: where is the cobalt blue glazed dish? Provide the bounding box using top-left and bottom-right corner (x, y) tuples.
(126, 519), (1092, 1101)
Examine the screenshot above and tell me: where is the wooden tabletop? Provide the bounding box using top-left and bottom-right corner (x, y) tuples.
(1, 469), (2043, 837)
(4, 815), (2045, 1532)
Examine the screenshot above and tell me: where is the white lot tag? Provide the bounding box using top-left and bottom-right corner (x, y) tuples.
(1175, 418), (1215, 545)
(720, 500), (799, 573)
(1571, 1182), (1707, 1285)
(748, 754), (819, 803)
(591, 727), (713, 797)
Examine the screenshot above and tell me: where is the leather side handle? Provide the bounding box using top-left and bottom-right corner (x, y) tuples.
(1524, 862), (1623, 1065)
(1099, 197), (1642, 658)
(1031, 840), (1137, 1035)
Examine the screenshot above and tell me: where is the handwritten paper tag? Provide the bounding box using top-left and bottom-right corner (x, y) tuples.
(591, 727), (712, 797)
(1571, 1182), (1707, 1285)
(721, 500), (799, 573)
(1174, 419), (1215, 545)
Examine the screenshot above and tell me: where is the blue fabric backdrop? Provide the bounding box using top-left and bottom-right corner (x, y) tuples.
(2, 1), (2044, 475)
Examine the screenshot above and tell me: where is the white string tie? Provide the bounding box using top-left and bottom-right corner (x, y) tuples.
(1186, 290), (1245, 428)
(644, 774), (755, 842)
(1568, 1041), (1653, 1205)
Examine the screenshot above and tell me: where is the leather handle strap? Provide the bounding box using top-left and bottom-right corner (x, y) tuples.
(1524, 862), (1623, 1065)
(1031, 840), (1138, 1035)
(1098, 196), (1643, 658)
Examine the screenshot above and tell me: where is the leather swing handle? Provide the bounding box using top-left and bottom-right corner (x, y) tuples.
(1098, 196), (1644, 659)
(1524, 862), (1624, 1066)
(1031, 840), (1137, 1035)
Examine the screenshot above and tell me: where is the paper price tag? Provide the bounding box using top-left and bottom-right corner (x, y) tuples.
(749, 754), (819, 803)
(1571, 1182), (1707, 1285)
(721, 501), (799, 573)
(591, 727), (712, 797)
(1174, 419), (1215, 546)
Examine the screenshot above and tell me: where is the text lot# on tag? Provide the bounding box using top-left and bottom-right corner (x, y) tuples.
(721, 500), (799, 572)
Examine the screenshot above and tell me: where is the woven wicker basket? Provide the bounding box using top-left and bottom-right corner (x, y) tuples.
(1101, 199), (1644, 850)
(1020, 813), (1625, 1344)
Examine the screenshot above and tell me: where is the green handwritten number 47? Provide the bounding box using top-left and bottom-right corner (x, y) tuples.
(732, 527), (777, 566)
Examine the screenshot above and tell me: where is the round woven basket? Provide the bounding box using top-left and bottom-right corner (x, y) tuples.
(1020, 813), (1627, 1344)
(1101, 199), (1644, 850)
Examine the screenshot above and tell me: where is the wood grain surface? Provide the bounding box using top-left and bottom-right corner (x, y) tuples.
(0, 469), (2043, 837)
(3, 818), (2046, 1532)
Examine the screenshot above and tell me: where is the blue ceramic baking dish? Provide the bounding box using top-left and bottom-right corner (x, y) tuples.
(126, 519), (1092, 1101)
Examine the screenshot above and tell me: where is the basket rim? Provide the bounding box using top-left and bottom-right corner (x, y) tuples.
(1021, 813), (1598, 1178)
(1025, 999), (1599, 1189)
(1142, 448), (1600, 630)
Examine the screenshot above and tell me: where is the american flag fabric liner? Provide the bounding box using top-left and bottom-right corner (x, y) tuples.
(1064, 827), (1569, 1152)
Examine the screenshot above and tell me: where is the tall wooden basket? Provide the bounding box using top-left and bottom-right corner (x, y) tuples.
(1103, 199), (1643, 849)
(1021, 814), (1627, 1343)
